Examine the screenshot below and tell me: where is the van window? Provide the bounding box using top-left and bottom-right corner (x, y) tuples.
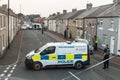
(40, 46), (56, 55)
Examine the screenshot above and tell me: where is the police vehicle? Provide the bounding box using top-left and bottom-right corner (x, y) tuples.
(25, 41), (90, 70)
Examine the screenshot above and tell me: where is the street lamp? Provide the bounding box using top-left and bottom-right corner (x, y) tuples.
(8, 0), (10, 48)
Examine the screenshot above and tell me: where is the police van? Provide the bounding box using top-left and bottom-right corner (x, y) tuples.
(25, 41), (90, 70)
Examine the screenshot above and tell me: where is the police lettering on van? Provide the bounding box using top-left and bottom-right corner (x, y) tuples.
(25, 41), (90, 70)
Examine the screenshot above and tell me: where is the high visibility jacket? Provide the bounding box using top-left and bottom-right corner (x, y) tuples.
(95, 38), (98, 43)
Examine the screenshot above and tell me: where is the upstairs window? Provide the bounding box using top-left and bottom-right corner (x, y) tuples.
(108, 20), (115, 31)
(99, 20), (103, 30)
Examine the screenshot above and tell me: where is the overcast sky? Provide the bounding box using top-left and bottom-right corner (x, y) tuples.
(0, 0), (113, 17)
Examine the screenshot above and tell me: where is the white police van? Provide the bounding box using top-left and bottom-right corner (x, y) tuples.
(25, 41), (90, 70)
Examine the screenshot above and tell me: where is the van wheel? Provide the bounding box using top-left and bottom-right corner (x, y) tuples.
(33, 62), (42, 70)
(75, 61), (83, 69)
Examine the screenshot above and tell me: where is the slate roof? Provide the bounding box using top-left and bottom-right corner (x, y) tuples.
(74, 7), (99, 19)
(68, 9), (86, 19)
(98, 2), (120, 17)
(85, 3), (114, 18)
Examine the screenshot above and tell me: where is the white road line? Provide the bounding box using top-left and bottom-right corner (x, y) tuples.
(3, 70), (8, 73)
(13, 65), (16, 67)
(0, 74), (5, 77)
(62, 56), (115, 80)
(7, 74), (11, 77)
(4, 78), (8, 80)
(12, 67), (15, 70)
(10, 70), (13, 73)
(68, 72), (80, 80)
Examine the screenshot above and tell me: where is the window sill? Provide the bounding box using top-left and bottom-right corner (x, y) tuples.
(102, 44), (106, 48)
(0, 28), (3, 30)
(108, 28), (114, 32)
(2, 47), (5, 51)
(98, 27), (103, 30)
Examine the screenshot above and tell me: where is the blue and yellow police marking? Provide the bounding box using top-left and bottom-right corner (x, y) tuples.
(49, 54), (58, 60)
(66, 54), (74, 60)
(32, 54), (41, 61)
(32, 53), (88, 61)
(82, 54), (87, 60)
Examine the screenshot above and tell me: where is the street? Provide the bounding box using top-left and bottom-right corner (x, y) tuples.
(0, 30), (120, 80)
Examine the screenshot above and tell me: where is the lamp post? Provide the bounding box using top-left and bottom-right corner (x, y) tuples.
(8, 0), (10, 48)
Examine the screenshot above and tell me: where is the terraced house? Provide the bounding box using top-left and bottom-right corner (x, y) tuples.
(0, 4), (21, 57)
(46, 0), (120, 55)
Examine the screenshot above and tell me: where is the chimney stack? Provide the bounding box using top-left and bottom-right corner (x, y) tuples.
(2, 4), (7, 10)
(57, 12), (60, 15)
(63, 10), (67, 14)
(113, 0), (120, 3)
(86, 3), (92, 9)
(72, 9), (77, 12)
(52, 13), (56, 16)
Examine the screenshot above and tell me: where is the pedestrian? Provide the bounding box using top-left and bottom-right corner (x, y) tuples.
(93, 36), (98, 50)
(42, 27), (44, 34)
(103, 44), (110, 69)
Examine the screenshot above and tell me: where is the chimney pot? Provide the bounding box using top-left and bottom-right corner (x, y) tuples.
(2, 4), (7, 9)
(86, 3), (92, 9)
(72, 9), (77, 12)
(113, 0), (120, 3)
(63, 10), (67, 14)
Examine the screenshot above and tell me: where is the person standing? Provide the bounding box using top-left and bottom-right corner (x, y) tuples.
(103, 44), (110, 69)
(42, 27), (44, 34)
(94, 36), (98, 50)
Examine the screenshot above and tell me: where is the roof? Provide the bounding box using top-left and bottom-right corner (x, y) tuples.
(59, 11), (78, 20)
(74, 7), (99, 19)
(98, 2), (120, 17)
(68, 9), (86, 19)
(85, 3), (114, 18)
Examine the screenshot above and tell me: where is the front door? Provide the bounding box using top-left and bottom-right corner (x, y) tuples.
(110, 36), (115, 54)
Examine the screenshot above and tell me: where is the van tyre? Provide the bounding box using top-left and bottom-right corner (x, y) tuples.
(33, 62), (42, 71)
(75, 61), (83, 69)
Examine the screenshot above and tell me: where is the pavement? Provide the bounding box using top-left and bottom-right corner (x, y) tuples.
(0, 30), (22, 65)
(46, 30), (120, 68)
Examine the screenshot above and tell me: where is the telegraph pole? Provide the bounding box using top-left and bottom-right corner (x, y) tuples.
(8, 0), (10, 48)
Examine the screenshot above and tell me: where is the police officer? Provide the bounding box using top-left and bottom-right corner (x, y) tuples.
(94, 36), (98, 50)
(103, 44), (110, 69)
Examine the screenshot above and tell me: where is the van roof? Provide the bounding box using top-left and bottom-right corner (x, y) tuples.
(46, 42), (87, 47)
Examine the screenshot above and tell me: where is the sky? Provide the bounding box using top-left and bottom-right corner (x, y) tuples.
(0, 0), (113, 17)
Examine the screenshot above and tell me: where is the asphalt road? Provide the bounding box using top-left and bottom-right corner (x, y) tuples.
(0, 30), (120, 80)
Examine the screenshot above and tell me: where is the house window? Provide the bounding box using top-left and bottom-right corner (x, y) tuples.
(98, 20), (103, 30)
(108, 20), (114, 31)
(75, 20), (78, 27)
(102, 35), (108, 46)
(87, 34), (91, 42)
(3, 16), (6, 27)
(0, 16), (2, 28)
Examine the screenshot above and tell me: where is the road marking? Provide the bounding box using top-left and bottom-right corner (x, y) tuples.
(68, 72), (80, 80)
(3, 70), (8, 73)
(12, 67), (15, 70)
(62, 56), (115, 80)
(13, 65), (16, 67)
(0, 74), (5, 77)
(4, 78), (8, 80)
(10, 70), (13, 73)
(7, 74), (11, 77)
